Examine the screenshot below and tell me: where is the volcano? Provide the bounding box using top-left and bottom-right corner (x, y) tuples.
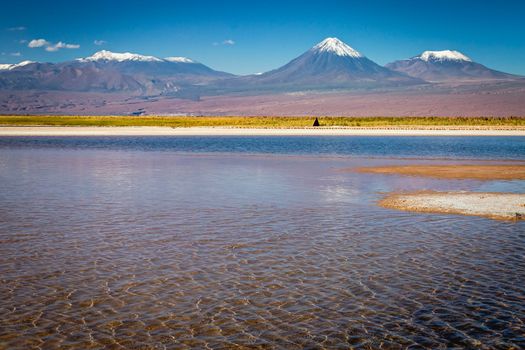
(241, 37), (422, 89)
(386, 50), (519, 82)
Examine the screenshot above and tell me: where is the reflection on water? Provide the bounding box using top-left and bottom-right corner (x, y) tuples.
(1, 139), (525, 349)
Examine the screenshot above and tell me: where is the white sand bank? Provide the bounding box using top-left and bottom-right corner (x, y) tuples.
(380, 192), (525, 220)
(1, 126), (525, 136)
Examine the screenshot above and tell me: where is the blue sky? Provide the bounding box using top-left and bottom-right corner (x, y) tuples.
(1, 0), (524, 75)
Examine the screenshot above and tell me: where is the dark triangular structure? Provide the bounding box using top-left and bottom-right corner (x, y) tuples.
(313, 117), (320, 127)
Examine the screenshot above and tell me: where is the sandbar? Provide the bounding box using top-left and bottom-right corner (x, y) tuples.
(379, 191), (525, 220)
(356, 165), (525, 181)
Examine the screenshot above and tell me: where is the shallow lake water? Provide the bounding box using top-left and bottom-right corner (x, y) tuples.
(1, 136), (524, 349)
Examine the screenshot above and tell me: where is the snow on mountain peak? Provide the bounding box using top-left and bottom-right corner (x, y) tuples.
(417, 50), (472, 62)
(78, 51), (197, 64)
(0, 60), (35, 70)
(164, 56), (195, 63)
(81, 50), (163, 62)
(312, 37), (363, 58)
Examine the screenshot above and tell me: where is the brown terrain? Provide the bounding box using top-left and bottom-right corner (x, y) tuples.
(2, 82), (525, 116)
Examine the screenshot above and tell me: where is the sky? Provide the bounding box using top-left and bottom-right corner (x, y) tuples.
(1, 0), (524, 75)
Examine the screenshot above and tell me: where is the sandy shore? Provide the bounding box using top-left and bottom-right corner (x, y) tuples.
(379, 192), (525, 220)
(1, 126), (525, 136)
(355, 165), (525, 181)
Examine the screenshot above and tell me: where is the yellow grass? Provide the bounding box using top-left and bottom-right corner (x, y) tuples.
(0, 115), (524, 128)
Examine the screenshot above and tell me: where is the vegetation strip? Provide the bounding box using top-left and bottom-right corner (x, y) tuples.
(0, 116), (524, 128)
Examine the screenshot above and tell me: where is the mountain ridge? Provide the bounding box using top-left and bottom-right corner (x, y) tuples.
(0, 38), (521, 96)
(0, 50), (233, 95)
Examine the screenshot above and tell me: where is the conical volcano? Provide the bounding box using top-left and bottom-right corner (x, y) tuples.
(247, 37), (422, 89)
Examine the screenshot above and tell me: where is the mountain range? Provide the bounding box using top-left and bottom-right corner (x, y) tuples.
(0, 37), (521, 97)
(0, 50), (232, 95)
(1, 37), (524, 116)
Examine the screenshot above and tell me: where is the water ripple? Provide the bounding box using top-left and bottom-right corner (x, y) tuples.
(0, 148), (524, 349)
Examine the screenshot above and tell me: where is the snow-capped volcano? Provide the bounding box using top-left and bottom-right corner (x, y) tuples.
(311, 37), (363, 58)
(73, 50), (231, 81)
(387, 50), (518, 82)
(241, 37), (420, 89)
(417, 50), (472, 62)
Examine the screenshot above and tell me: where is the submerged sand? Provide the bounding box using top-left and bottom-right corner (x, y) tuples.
(356, 165), (525, 181)
(380, 192), (525, 220)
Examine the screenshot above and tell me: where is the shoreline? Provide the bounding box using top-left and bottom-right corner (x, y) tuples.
(1, 126), (525, 136)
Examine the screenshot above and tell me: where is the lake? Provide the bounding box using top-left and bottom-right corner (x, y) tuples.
(1, 136), (524, 349)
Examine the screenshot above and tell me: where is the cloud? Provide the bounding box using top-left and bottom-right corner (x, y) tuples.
(0, 52), (21, 57)
(19, 39), (27, 44)
(48, 41), (80, 51)
(28, 38), (79, 51)
(213, 39), (236, 46)
(28, 39), (50, 48)
(7, 26), (26, 31)
(94, 40), (107, 46)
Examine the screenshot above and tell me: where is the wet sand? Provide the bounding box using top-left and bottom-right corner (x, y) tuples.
(356, 165), (525, 181)
(1, 126), (525, 136)
(380, 191), (525, 220)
